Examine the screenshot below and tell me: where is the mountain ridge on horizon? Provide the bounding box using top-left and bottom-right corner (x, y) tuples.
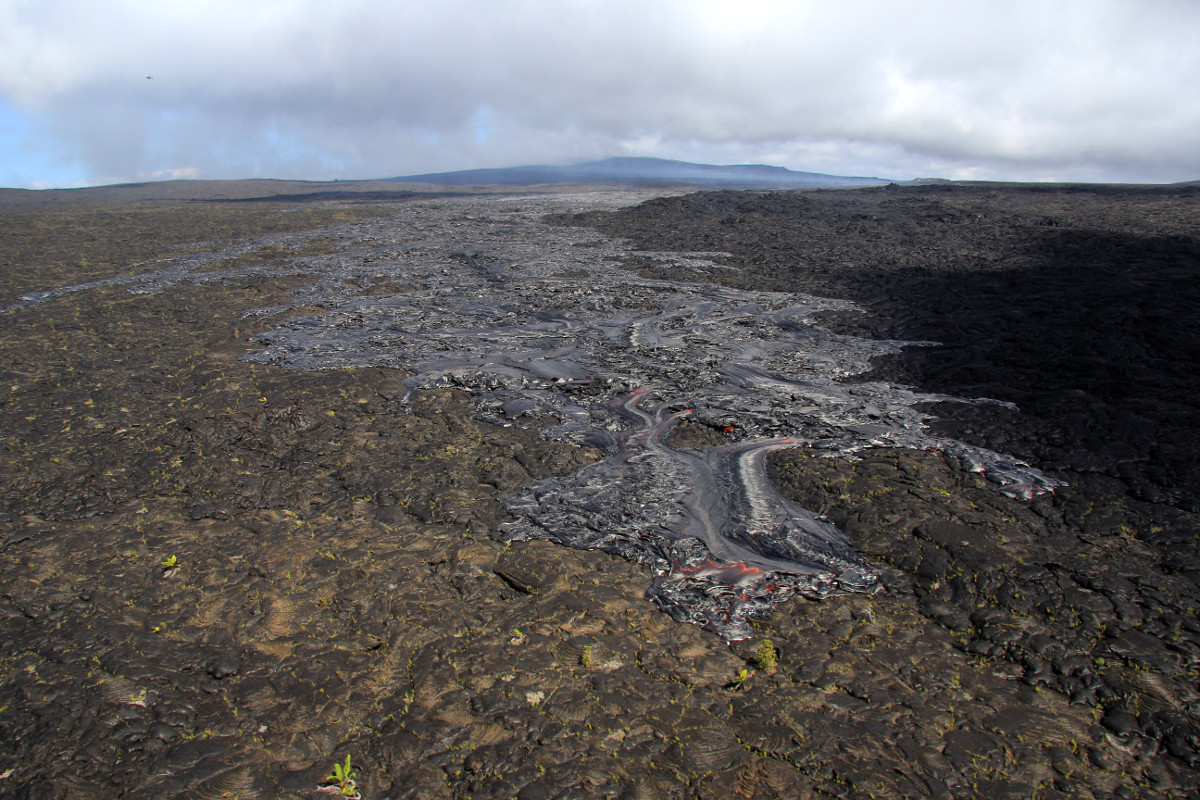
(388, 156), (894, 189)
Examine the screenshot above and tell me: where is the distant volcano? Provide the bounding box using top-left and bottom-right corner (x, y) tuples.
(387, 156), (892, 189)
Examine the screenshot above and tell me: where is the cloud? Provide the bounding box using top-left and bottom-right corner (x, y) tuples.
(1, 0), (1198, 186)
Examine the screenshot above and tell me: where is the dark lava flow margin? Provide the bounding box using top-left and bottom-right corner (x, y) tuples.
(17, 189), (1061, 640)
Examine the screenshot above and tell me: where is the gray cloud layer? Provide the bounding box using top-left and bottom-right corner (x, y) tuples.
(2, 0), (1198, 186)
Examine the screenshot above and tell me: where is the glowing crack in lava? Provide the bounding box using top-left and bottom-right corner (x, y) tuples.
(7, 190), (1063, 639)
(501, 390), (882, 638)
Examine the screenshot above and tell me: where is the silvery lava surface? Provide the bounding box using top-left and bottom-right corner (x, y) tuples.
(11, 190), (1061, 639)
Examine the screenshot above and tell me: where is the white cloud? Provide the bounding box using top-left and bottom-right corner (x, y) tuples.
(1, 0), (1198, 187)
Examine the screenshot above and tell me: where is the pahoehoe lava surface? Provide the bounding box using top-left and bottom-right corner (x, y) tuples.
(2, 184), (1199, 798)
(571, 183), (1200, 782)
(33, 191), (1055, 640)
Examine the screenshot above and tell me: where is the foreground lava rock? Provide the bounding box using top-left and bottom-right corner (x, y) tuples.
(1, 182), (1198, 798)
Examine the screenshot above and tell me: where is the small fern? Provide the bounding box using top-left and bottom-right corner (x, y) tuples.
(752, 639), (778, 672)
(321, 754), (360, 797)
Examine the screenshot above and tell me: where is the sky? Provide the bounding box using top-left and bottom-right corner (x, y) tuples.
(1, 0), (1198, 189)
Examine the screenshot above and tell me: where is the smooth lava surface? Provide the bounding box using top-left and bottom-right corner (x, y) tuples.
(11, 190), (1063, 639)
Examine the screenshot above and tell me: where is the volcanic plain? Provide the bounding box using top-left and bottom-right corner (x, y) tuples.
(1, 179), (1198, 799)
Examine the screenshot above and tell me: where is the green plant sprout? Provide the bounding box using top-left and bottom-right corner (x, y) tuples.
(321, 754), (360, 798)
(160, 554), (180, 579)
(728, 667), (752, 691)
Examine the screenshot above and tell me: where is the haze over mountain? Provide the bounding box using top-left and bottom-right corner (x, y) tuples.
(390, 158), (891, 189)
(3, 3), (1199, 189)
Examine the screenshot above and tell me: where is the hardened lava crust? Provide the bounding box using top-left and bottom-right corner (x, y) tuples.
(1, 180), (1198, 798)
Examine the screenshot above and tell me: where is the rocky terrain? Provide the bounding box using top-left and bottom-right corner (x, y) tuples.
(1, 182), (1198, 799)
(574, 183), (1200, 795)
